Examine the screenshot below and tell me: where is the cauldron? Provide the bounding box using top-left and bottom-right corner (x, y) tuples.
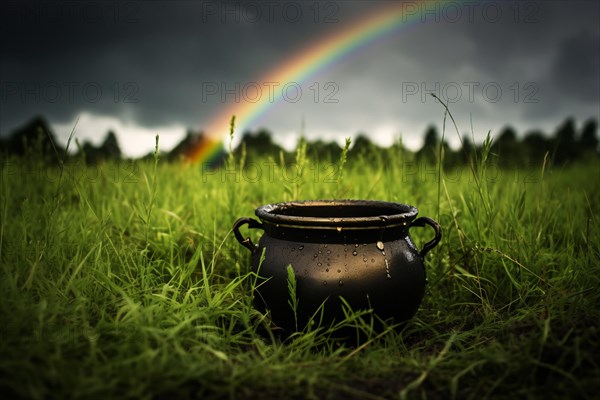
(233, 200), (441, 335)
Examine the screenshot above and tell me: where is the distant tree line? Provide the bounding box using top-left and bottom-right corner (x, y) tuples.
(230, 117), (599, 168)
(1, 115), (598, 168)
(0, 116), (123, 164)
(414, 118), (599, 168)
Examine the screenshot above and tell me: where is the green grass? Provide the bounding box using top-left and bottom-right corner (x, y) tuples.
(1, 131), (599, 399)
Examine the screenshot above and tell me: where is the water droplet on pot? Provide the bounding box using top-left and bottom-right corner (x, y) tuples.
(298, 245), (304, 250)
(317, 262), (322, 267)
(338, 280), (343, 286)
(382, 251), (386, 256)
(313, 253), (318, 258)
(336, 227), (342, 232)
(324, 244), (328, 248)
(352, 250), (358, 256)
(325, 268), (329, 272)
(326, 250), (331, 255)
(337, 269), (341, 273)
(386, 274), (392, 279)
(363, 257), (368, 262)
(354, 244), (359, 248)
(376, 241), (384, 250)
(322, 281), (327, 286)
(318, 250), (322, 254)
(371, 258), (375, 263)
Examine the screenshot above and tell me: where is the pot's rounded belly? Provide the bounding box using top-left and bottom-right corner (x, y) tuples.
(251, 235), (426, 332)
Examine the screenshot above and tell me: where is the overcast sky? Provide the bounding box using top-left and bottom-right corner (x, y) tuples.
(1, 0), (599, 156)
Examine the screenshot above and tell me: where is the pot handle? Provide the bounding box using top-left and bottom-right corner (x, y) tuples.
(232, 217), (264, 253)
(409, 217), (442, 257)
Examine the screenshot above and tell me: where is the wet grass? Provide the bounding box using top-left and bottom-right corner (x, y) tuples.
(0, 131), (599, 399)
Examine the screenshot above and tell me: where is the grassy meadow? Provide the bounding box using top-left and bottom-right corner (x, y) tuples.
(1, 130), (599, 399)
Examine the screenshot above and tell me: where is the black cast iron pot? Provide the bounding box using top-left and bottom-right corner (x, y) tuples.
(233, 200), (441, 335)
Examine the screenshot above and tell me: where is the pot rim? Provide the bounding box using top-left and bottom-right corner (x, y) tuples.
(255, 199), (418, 229)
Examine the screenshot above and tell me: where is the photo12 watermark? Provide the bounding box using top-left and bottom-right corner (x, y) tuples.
(2, 1), (141, 24)
(401, 81), (540, 104)
(395, 1), (540, 24)
(0, 81), (140, 105)
(199, 1), (340, 24)
(201, 81), (340, 104)
(1, 160), (141, 184)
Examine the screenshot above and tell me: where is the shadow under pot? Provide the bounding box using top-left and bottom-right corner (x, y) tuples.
(233, 200), (441, 336)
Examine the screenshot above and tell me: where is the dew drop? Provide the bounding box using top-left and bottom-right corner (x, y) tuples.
(376, 241), (384, 251)
(352, 250), (358, 256)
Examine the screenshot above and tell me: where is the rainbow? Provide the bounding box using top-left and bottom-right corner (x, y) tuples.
(186, 0), (450, 164)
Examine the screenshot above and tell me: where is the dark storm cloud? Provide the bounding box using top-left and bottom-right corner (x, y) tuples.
(1, 0), (598, 151)
(552, 30), (600, 102)
(1, 0), (342, 132)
